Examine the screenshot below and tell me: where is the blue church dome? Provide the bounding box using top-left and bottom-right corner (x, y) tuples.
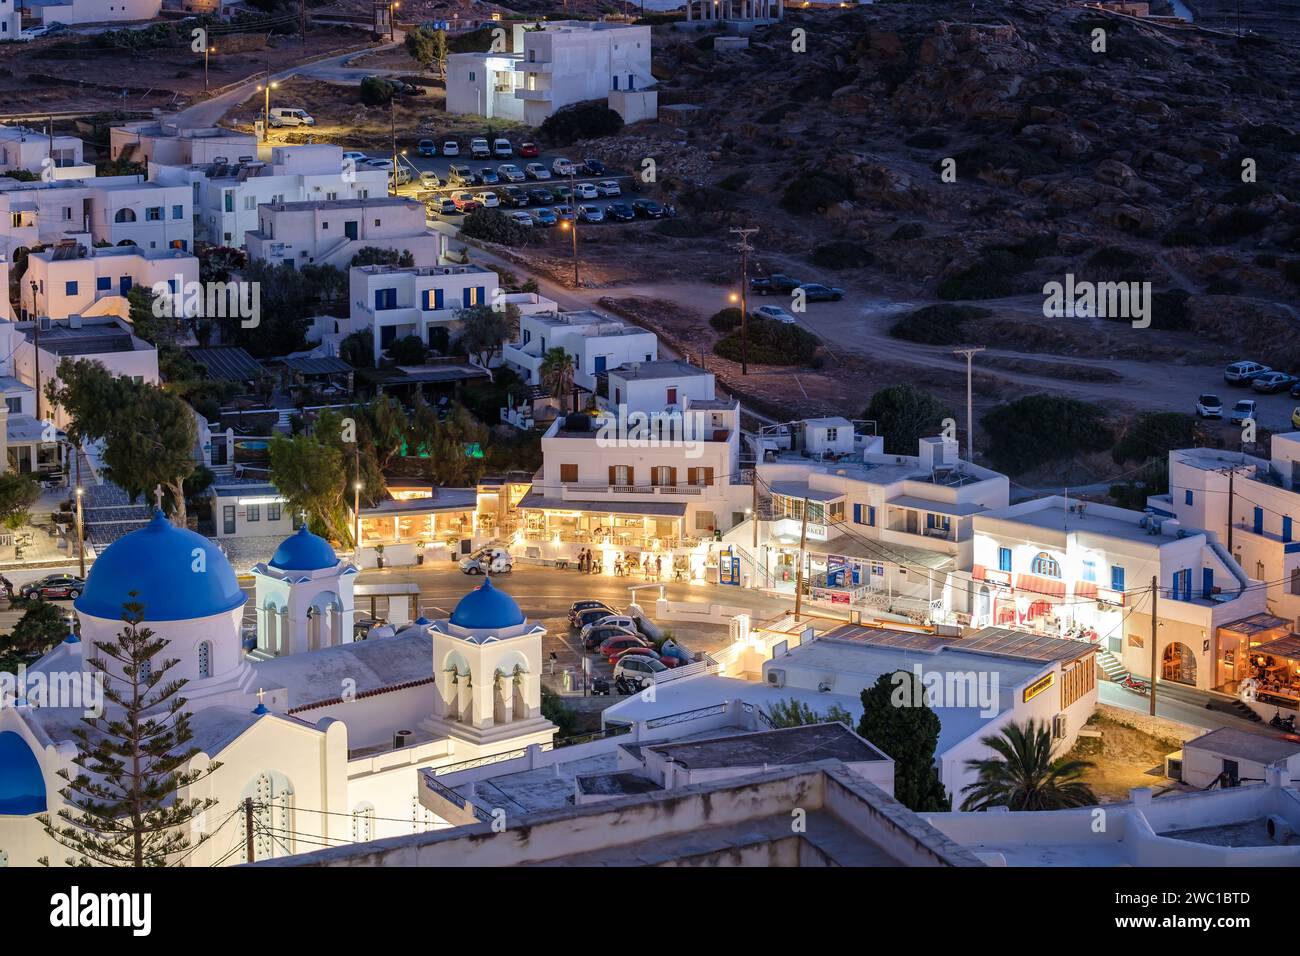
(75, 510), (246, 622)
(450, 577), (524, 630)
(269, 524), (338, 572)
(0, 731), (46, 815)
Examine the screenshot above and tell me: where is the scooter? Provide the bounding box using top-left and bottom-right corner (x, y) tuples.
(1122, 675), (1150, 694)
(1269, 710), (1297, 733)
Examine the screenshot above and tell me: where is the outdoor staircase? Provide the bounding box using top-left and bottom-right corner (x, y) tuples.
(1228, 699), (1263, 723)
(1096, 650), (1128, 684)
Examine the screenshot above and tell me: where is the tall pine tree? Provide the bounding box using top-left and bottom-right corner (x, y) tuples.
(858, 670), (951, 812)
(39, 598), (221, 866)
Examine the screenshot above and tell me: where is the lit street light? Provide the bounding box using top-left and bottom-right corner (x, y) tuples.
(257, 76), (279, 142)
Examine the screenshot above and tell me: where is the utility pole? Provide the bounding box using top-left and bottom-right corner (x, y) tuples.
(389, 0), (398, 42)
(1226, 466), (1235, 555)
(74, 481), (84, 579)
(751, 473), (758, 551)
(30, 281), (41, 422)
(203, 45), (214, 94)
(952, 347), (984, 460)
(299, 0), (307, 44)
(1149, 575), (1158, 718)
(244, 796), (256, 864)
(792, 497), (810, 621)
(567, 163), (579, 286)
(389, 97), (398, 196)
(730, 226), (758, 376)
(259, 73), (277, 143)
(353, 443), (362, 555)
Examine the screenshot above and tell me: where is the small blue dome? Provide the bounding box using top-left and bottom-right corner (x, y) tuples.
(0, 731), (46, 814)
(76, 510), (246, 622)
(450, 577), (524, 630)
(269, 524), (338, 572)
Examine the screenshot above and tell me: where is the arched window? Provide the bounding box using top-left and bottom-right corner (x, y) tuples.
(351, 803), (375, 843)
(197, 641), (211, 680)
(1030, 552), (1061, 578)
(114, 208), (137, 223)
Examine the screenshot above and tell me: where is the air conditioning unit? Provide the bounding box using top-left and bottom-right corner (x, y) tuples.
(766, 668), (786, 688)
(1052, 713), (1068, 740)
(393, 729), (413, 749)
(1266, 814), (1294, 844)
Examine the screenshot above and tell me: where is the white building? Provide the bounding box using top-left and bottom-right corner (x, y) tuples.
(29, 0), (160, 26)
(0, 174), (194, 258)
(0, 516), (562, 866)
(210, 479), (293, 541)
(0, 0), (16, 42)
(152, 145), (389, 248)
(244, 197), (440, 269)
(21, 241), (199, 321)
(723, 430), (1009, 623)
(446, 20), (657, 126)
(112, 121), (257, 168)
(251, 524), (358, 658)
(341, 263), (502, 366)
(503, 309), (658, 400)
(0, 125), (91, 179)
(967, 495), (1264, 692)
(1153, 439), (1300, 629)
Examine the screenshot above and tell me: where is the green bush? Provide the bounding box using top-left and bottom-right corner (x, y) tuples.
(709, 307), (743, 332)
(981, 395), (1113, 475)
(1111, 412), (1205, 466)
(889, 304), (992, 345)
(812, 240), (874, 270)
(539, 101), (623, 144)
(780, 173), (852, 214)
(936, 262), (1019, 300)
(863, 384), (952, 456)
(459, 207), (532, 247)
(714, 318), (819, 366)
(360, 75), (395, 106)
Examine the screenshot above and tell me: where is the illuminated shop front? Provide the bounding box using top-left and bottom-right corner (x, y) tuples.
(354, 488), (481, 564)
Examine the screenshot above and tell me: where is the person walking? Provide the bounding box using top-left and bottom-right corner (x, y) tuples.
(614, 554), (624, 577)
(654, 555), (662, 581)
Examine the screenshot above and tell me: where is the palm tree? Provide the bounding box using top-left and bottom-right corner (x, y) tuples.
(539, 347), (575, 415)
(960, 719), (1098, 811)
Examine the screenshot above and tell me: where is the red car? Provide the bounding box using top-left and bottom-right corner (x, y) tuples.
(599, 634), (652, 661)
(518, 141), (540, 158)
(610, 646), (679, 667)
(452, 191), (482, 212)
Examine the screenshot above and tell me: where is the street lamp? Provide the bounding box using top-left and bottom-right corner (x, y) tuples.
(74, 486), (84, 578)
(353, 479), (363, 556)
(204, 45), (216, 94)
(29, 279), (41, 422)
(257, 77), (279, 143)
(389, 0), (399, 42)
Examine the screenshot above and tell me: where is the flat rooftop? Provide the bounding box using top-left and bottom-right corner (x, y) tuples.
(1184, 727), (1300, 765)
(979, 498), (1186, 545)
(644, 722), (889, 770)
(610, 360), (708, 380)
(265, 196), (420, 212)
(22, 320), (145, 356)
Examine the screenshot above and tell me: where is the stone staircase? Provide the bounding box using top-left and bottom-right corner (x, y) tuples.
(1096, 650), (1128, 684)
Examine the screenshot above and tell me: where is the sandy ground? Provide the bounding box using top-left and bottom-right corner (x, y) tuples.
(1068, 714), (1188, 803)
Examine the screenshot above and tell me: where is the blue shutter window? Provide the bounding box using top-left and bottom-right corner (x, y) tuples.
(1111, 565), (1125, 591)
(65, 281), (77, 296)
(434, 288), (444, 310)
(1185, 489), (1193, 506)
(998, 547), (1012, 573)
(462, 287), (471, 308)
(1285, 516), (1293, 543)
(853, 504), (862, 525)
(1254, 507), (1264, 535)
(867, 505), (875, 527)
(1202, 568), (1214, 599)
(96, 276), (111, 291)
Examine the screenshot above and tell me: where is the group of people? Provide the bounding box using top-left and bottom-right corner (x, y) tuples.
(574, 549), (603, 574)
(572, 549), (672, 580)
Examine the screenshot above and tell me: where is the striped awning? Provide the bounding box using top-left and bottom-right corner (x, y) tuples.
(1014, 574), (1066, 597)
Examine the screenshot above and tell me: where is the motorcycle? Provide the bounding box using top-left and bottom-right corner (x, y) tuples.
(1122, 675), (1150, 694)
(1269, 709), (1297, 733)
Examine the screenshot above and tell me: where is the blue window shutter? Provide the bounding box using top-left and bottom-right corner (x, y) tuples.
(435, 288), (444, 309)
(97, 276), (110, 291)
(462, 288), (471, 308)
(421, 290), (429, 310)
(1202, 568), (1214, 599)
(1185, 489), (1193, 506)
(1111, 565), (1124, 591)
(477, 286), (486, 305)
(867, 505), (875, 526)
(853, 504), (862, 524)
(65, 281), (77, 296)
(1254, 507), (1264, 535)
(374, 289), (384, 310)
(1285, 517), (1293, 543)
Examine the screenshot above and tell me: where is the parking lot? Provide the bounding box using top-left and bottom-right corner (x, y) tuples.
(345, 136), (670, 230)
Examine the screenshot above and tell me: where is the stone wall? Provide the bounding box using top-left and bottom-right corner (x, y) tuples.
(1095, 702), (1207, 744)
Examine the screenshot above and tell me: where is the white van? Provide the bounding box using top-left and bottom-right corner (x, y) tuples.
(269, 108), (315, 128)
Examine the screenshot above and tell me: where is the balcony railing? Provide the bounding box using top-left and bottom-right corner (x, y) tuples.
(562, 482), (706, 498)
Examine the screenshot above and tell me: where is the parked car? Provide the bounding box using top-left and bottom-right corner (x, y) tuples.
(575, 606), (622, 629)
(754, 304), (797, 324)
(442, 140), (461, 157)
(569, 600), (614, 625)
(613, 655), (668, 690)
(268, 107), (314, 127)
(518, 141), (540, 158)
(451, 192), (482, 212)
(606, 201), (635, 222)
(17, 24), (57, 42)
(596, 180), (622, 197)
(631, 199), (664, 219)
(1224, 360), (1271, 384)
(580, 615), (638, 639)
(342, 150), (367, 164)
(525, 163), (551, 180)
(751, 273), (802, 295)
(475, 167), (500, 186)
(553, 204), (576, 222)
(527, 187), (555, 204)
(417, 139), (438, 157)
(469, 137), (491, 160)
(447, 164), (474, 185)
(552, 157), (576, 176)
(578, 204), (604, 223)
(493, 138), (513, 158)
(1194, 394), (1223, 418)
(433, 197), (458, 216)
(798, 282), (844, 302)
(1292, 406), (1300, 430)
(475, 191), (500, 208)
(390, 166), (411, 187)
(20, 574), (85, 601)
(552, 184), (573, 201)
(583, 624), (638, 651)
(362, 157), (393, 170)
(610, 646), (679, 667)
(1229, 399), (1258, 424)
(1253, 371), (1297, 394)
(503, 185), (530, 207)
(573, 182), (599, 200)
(459, 546), (513, 575)
(508, 211), (534, 228)
(598, 634), (653, 659)
(498, 163), (525, 183)
(532, 207), (558, 227)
